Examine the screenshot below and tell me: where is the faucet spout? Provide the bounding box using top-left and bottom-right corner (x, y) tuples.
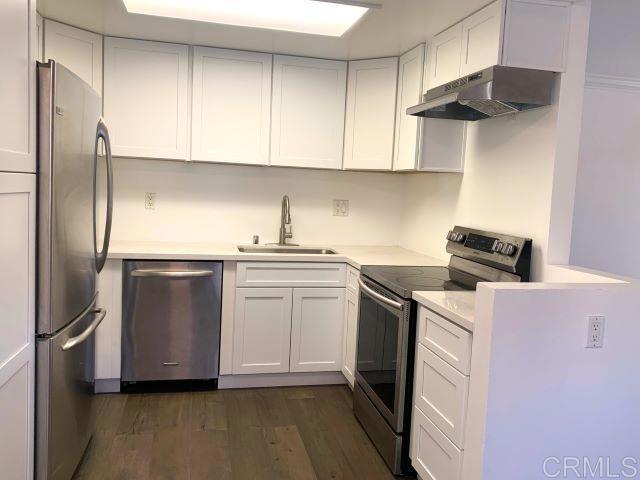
(278, 195), (293, 246)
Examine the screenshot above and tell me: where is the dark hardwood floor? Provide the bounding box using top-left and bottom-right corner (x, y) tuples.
(72, 385), (400, 480)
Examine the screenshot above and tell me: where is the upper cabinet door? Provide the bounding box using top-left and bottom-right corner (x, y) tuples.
(394, 44), (425, 171)
(44, 20), (103, 94)
(343, 57), (398, 171)
(104, 37), (190, 160)
(426, 23), (463, 89)
(271, 55), (347, 169)
(460, 0), (503, 76)
(191, 47), (272, 165)
(0, 0), (35, 173)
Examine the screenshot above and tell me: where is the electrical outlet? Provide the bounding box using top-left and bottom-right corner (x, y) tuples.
(333, 199), (349, 216)
(586, 316), (605, 348)
(145, 192), (156, 210)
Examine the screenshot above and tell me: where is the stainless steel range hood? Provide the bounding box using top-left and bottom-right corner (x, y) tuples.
(407, 65), (555, 121)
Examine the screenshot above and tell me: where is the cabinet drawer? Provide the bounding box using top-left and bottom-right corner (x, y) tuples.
(236, 262), (346, 287)
(418, 306), (472, 375)
(346, 265), (360, 293)
(411, 406), (463, 480)
(414, 344), (469, 449)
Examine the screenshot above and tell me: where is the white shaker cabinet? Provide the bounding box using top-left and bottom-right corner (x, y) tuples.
(459, 0), (503, 77)
(271, 55), (347, 169)
(394, 44), (425, 171)
(426, 24), (463, 90)
(104, 37), (190, 160)
(290, 288), (345, 373)
(0, 0), (36, 173)
(191, 47), (272, 165)
(44, 20), (103, 93)
(343, 57), (398, 171)
(0, 173), (36, 480)
(233, 288), (293, 374)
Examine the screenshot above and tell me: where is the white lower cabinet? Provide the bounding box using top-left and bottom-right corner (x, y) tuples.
(342, 266), (359, 387)
(232, 288), (293, 374)
(290, 288), (345, 372)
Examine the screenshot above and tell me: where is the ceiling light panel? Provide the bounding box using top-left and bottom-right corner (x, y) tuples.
(122, 0), (371, 37)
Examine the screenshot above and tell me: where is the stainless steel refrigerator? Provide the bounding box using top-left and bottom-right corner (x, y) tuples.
(36, 60), (113, 480)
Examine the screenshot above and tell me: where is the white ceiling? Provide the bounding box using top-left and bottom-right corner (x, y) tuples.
(37, 0), (489, 59)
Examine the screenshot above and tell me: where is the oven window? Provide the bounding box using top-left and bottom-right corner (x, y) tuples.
(356, 292), (399, 416)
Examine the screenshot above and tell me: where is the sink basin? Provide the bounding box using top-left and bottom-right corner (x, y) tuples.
(238, 245), (337, 255)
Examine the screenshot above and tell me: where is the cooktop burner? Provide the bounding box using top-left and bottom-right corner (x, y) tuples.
(361, 265), (480, 299)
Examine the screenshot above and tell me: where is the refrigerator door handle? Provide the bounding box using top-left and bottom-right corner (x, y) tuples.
(61, 308), (107, 351)
(94, 117), (113, 274)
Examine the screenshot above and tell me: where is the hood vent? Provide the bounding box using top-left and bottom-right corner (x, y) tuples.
(407, 65), (555, 121)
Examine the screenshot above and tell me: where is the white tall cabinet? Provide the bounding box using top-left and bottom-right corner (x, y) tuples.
(191, 47), (272, 165)
(270, 55), (347, 169)
(104, 37), (190, 160)
(343, 57), (398, 170)
(44, 20), (103, 93)
(0, 173), (36, 480)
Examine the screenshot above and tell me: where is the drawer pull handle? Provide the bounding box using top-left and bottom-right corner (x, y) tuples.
(162, 362), (180, 366)
(132, 269), (214, 278)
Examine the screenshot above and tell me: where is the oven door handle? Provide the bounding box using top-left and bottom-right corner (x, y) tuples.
(358, 278), (404, 311)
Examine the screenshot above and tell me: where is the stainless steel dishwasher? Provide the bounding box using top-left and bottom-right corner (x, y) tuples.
(122, 260), (223, 382)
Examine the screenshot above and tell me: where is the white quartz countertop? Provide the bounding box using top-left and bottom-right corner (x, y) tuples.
(412, 290), (476, 331)
(107, 241), (447, 270)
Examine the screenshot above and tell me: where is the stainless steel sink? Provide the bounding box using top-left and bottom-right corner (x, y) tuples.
(238, 245), (337, 255)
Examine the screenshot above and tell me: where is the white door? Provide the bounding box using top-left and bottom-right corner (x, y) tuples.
(0, 0), (36, 173)
(191, 47), (272, 165)
(0, 173), (36, 480)
(460, 0), (503, 76)
(427, 23), (463, 89)
(343, 57), (397, 171)
(271, 55), (347, 169)
(44, 20), (103, 93)
(233, 288), (293, 374)
(341, 287), (359, 387)
(393, 44), (425, 171)
(290, 288), (345, 373)
(103, 37), (190, 160)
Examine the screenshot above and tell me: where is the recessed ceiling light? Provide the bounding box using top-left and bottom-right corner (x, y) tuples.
(121, 0), (376, 37)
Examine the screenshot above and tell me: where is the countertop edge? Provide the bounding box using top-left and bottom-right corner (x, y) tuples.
(412, 291), (475, 332)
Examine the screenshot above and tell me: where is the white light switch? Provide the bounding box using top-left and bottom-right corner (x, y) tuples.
(586, 316), (605, 348)
(145, 192), (156, 210)
(333, 199), (349, 216)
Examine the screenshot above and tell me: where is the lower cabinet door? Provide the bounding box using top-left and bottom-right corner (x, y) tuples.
(233, 288), (293, 374)
(341, 287), (358, 386)
(411, 406), (463, 480)
(290, 288), (345, 372)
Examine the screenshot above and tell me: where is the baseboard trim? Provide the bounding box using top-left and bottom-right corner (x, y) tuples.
(218, 371), (347, 389)
(95, 378), (121, 393)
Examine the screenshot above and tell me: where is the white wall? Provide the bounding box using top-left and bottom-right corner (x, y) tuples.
(570, 0), (640, 278)
(107, 157), (405, 246)
(400, 106), (559, 281)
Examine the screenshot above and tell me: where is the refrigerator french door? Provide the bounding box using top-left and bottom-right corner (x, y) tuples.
(36, 60), (113, 480)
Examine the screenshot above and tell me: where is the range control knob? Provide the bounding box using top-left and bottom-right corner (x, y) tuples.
(454, 232), (466, 243)
(492, 241), (504, 253)
(446, 230), (456, 241)
(501, 243), (517, 256)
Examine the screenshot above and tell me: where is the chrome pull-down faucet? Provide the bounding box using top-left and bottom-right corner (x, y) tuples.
(278, 195), (294, 246)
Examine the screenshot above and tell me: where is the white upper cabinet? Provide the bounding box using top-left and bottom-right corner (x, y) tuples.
(191, 47), (272, 165)
(460, 0), (502, 76)
(343, 57), (398, 171)
(426, 0), (570, 90)
(104, 37), (190, 160)
(290, 288), (345, 373)
(394, 44), (425, 171)
(0, 0), (35, 173)
(426, 24), (463, 89)
(36, 14), (43, 62)
(271, 55), (347, 169)
(44, 20), (102, 94)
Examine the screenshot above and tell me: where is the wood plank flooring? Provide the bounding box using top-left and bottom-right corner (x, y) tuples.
(72, 385), (400, 480)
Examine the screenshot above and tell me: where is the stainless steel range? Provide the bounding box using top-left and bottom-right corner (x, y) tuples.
(353, 226), (532, 475)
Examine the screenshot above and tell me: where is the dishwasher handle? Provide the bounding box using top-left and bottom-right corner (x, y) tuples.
(131, 269), (215, 278)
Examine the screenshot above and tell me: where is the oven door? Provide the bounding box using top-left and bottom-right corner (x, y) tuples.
(355, 276), (412, 433)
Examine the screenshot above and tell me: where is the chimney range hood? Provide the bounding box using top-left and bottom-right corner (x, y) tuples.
(407, 65), (555, 121)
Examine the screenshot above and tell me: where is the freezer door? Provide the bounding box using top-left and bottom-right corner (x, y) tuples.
(122, 261), (223, 382)
(38, 61), (105, 335)
(36, 298), (105, 480)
